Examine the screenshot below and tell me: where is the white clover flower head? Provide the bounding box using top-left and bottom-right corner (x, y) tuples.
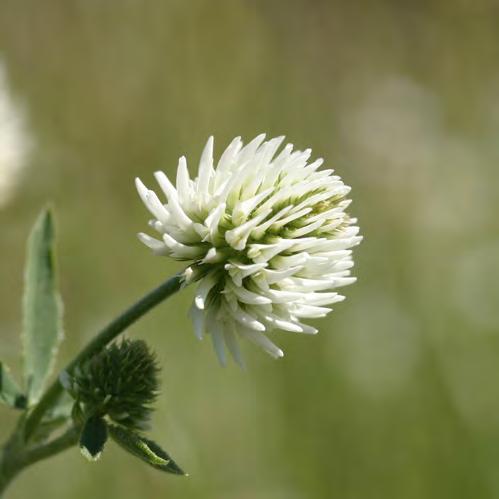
(136, 135), (362, 366)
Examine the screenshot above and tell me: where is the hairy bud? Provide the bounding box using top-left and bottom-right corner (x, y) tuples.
(63, 339), (160, 431)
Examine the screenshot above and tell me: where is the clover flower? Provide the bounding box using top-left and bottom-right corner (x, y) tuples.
(136, 135), (362, 365)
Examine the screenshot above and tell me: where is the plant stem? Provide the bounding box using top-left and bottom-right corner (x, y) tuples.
(0, 426), (79, 496)
(22, 426), (79, 466)
(25, 272), (183, 440)
(0, 272), (184, 496)
(1, 272), (184, 495)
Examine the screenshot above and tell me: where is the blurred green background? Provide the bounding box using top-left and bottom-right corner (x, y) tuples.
(1, 1), (498, 498)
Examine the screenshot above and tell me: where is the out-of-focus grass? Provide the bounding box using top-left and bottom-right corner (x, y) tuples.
(0, 1), (498, 498)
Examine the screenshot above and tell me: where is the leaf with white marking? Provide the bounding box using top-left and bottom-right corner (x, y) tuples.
(109, 425), (186, 475)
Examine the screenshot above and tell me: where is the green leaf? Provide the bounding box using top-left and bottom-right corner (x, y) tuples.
(0, 361), (27, 409)
(44, 389), (74, 420)
(31, 392), (74, 442)
(79, 416), (108, 461)
(109, 424), (186, 475)
(22, 208), (64, 404)
(31, 415), (70, 443)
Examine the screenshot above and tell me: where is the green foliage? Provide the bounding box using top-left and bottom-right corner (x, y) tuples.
(109, 424), (185, 475)
(79, 416), (109, 461)
(63, 340), (184, 473)
(30, 415), (69, 443)
(0, 206), (187, 493)
(22, 208), (64, 404)
(0, 362), (26, 409)
(65, 339), (160, 430)
(28, 391), (75, 442)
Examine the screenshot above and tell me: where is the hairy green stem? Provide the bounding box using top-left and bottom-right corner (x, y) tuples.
(0, 272), (183, 496)
(0, 426), (79, 496)
(25, 273), (183, 439)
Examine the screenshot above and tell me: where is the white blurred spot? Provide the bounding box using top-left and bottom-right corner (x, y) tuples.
(0, 60), (32, 209)
(414, 136), (490, 234)
(342, 75), (440, 185)
(342, 74), (492, 234)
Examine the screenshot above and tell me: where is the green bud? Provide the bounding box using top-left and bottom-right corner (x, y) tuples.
(64, 339), (160, 430)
